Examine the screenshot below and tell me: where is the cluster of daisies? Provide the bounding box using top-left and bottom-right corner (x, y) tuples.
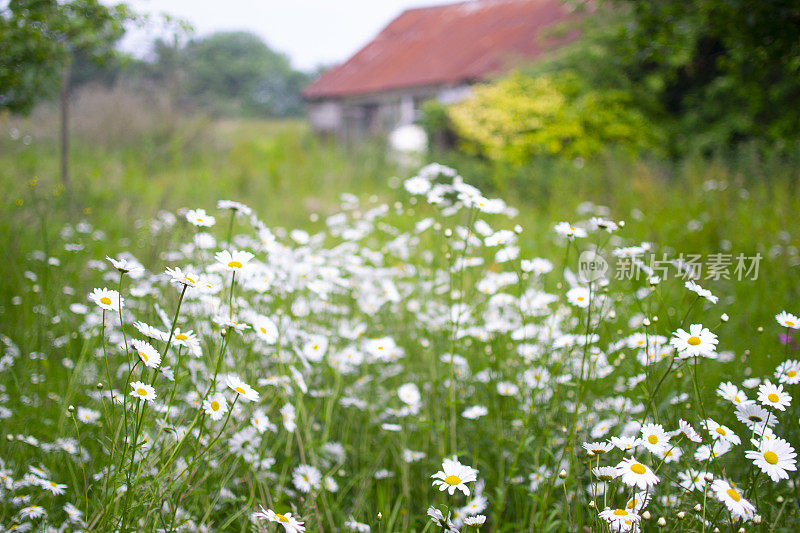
(1, 166), (798, 531)
(588, 315), (798, 531)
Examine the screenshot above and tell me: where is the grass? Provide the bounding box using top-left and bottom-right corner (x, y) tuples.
(0, 110), (799, 531)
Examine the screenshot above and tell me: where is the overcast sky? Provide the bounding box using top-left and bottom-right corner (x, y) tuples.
(119, 0), (457, 71)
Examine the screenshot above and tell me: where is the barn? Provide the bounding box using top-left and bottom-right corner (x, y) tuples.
(302, 0), (586, 142)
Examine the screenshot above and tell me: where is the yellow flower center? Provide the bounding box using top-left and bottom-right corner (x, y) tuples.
(647, 435), (658, 445)
(630, 463), (647, 475)
(726, 488), (741, 502)
(768, 393), (780, 403)
(276, 514), (289, 523)
(211, 401), (220, 411)
(50, 481), (57, 487)
(100, 296), (112, 305)
(715, 427), (726, 436)
(764, 451), (779, 465)
(228, 260), (242, 268)
(788, 370), (797, 378)
(136, 388), (147, 396)
(577, 296), (585, 301)
(235, 386), (246, 394)
(140, 352), (148, 362)
(175, 334), (188, 340)
(313, 344), (319, 350)
(444, 475), (462, 486)
(260, 327), (267, 334)
(626, 499), (636, 509)
(183, 276), (195, 284)
(687, 336), (701, 346)
(787, 320), (795, 327)
(614, 509), (628, 515)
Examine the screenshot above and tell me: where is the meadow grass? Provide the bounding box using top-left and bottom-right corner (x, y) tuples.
(0, 115), (799, 532)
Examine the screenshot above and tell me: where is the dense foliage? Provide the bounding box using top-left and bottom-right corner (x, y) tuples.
(447, 70), (661, 164)
(0, 0), (131, 114)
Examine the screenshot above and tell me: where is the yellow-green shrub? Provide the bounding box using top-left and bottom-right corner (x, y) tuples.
(448, 70), (662, 164)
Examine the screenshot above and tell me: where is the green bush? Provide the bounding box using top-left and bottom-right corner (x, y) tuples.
(447, 70), (663, 166)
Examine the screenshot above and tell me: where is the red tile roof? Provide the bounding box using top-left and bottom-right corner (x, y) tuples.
(303, 0), (584, 100)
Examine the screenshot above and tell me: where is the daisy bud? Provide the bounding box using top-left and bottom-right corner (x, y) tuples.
(737, 529), (745, 533)
(721, 313), (729, 322)
(777, 496), (784, 503)
(704, 472), (714, 482)
(377, 512), (383, 521)
(67, 405), (75, 413)
(558, 469), (567, 479)
(657, 517), (666, 527)
(643, 318), (651, 327)
(676, 512), (685, 520)
(642, 511), (651, 520)
(693, 504), (702, 512)
(753, 515), (762, 524)
(444, 229), (452, 237)
(758, 326), (764, 333)
(96, 382), (103, 390)
(713, 528), (720, 533)
(6, 434), (12, 441)
(514, 224), (522, 233)
(652, 315), (658, 322)
(588, 501), (596, 509)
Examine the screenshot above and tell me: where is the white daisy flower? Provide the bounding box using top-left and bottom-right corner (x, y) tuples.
(735, 403), (775, 430)
(757, 380), (792, 411)
(703, 419), (741, 445)
(253, 506), (305, 532)
(215, 249), (254, 272)
(710, 479), (756, 522)
(677, 469), (707, 491)
(598, 508), (640, 532)
(131, 339), (161, 369)
(292, 464), (322, 493)
(640, 423), (669, 453)
(431, 456), (479, 496)
(88, 288), (124, 312)
(202, 393), (228, 421)
(217, 200), (252, 215)
(775, 359), (800, 385)
(165, 267), (198, 287)
(186, 208), (215, 227)
(129, 381), (156, 402)
(670, 323), (718, 358)
(225, 375), (259, 402)
(676, 419), (702, 443)
(614, 457), (659, 490)
(745, 437), (797, 482)
(566, 286), (591, 308)
(775, 311), (799, 329)
(464, 514), (486, 527)
(106, 256), (143, 275)
(554, 221), (587, 240)
(462, 405), (488, 419)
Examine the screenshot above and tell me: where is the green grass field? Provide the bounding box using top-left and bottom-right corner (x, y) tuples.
(1, 114), (799, 531)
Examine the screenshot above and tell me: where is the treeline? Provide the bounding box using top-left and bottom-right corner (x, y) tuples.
(74, 31), (311, 118)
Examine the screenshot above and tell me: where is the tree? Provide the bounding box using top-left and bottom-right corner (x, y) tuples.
(0, 0), (133, 184)
(158, 31), (309, 117)
(609, 0), (800, 152)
